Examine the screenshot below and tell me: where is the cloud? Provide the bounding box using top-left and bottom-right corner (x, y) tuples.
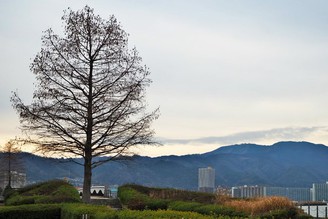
(159, 126), (328, 145)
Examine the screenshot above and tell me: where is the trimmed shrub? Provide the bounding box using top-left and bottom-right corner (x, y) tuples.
(61, 203), (115, 219)
(259, 208), (298, 219)
(168, 201), (246, 217)
(121, 184), (215, 204)
(118, 187), (148, 210)
(295, 214), (314, 219)
(194, 204), (245, 217)
(5, 195), (37, 205)
(115, 209), (214, 219)
(0, 203), (249, 219)
(168, 201), (203, 212)
(118, 186), (168, 210)
(61, 204), (220, 219)
(119, 185), (246, 217)
(0, 204), (61, 219)
(45, 184), (81, 203)
(145, 199), (169, 210)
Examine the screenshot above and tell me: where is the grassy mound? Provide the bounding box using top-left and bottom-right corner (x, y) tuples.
(118, 184), (246, 217)
(5, 180), (80, 205)
(120, 184), (215, 204)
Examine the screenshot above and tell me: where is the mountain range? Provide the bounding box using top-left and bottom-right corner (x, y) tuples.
(2, 141), (328, 190)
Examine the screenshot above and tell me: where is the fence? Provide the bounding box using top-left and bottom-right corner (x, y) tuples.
(299, 204), (328, 218)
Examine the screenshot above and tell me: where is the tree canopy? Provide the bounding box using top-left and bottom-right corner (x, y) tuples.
(12, 5), (159, 202)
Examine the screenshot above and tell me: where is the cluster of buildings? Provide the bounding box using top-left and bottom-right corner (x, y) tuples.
(197, 167), (328, 203)
(231, 183), (328, 202)
(0, 171), (26, 190)
(3, 165), (328, 204)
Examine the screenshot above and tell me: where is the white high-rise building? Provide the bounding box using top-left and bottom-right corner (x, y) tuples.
(198, 167), (215, 193)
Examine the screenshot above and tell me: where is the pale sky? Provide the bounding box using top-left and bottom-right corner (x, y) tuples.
(1, 0), (328, 157)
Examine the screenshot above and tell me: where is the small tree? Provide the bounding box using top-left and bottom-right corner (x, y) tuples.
(0, 140), (24, 189)
(11, 6), (159, 202)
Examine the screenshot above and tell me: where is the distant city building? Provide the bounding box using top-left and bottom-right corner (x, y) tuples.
(216, 186), (231, 197)
(0, 171), (26, 189)
(91, 185), (107, 196)
(77, 185), (108, 197)
(231, 187), (241, 198)
(312, 182), (328, 202)
(109, 185), (118, 198)
(231, 185), (312, 202)
(231, 185), (264, 198)
(265, 187), (311, 202)
(198, 167), (215, 193)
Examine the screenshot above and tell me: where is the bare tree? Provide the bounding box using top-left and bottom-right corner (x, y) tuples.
(0, 140), (24, 189)
(11, 6), (159, 202)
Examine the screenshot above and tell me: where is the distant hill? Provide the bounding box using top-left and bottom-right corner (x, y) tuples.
(2, 141), (328, 190)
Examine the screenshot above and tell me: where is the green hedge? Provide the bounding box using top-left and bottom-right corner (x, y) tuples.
(120, 184), (215, 204)
(0, 203), (248, 219)
(115, 209), (215, 219)
(259, 208), (313, 219)
(61, 203), (220, 219)
(61, 203), (116, 219)
(118, 185), (248, 217)
(168, 201), (203, 211)
(118, 186), (148, 209)
(62, 203), (227, 219)
(118, 186), (168, 210)
(0, 204), (61, 219)
(168, 201), (247, 218)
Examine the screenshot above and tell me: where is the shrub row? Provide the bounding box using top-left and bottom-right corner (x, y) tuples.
(122, 184), (215, 204)
(0, 200), (310, 219)
(118, 185), (246, 217)
(61, 203), (116, 219)
(168, 201), (246, 218)
(0, 204), (61, 219)
(3, 203), (307, 219)
(0, 203), (218, 219)
(118, 186), (168, 210)
(61, 203), (233, 219)
(116, 209), (221, 219)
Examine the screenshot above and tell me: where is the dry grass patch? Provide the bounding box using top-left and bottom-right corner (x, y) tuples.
(223, 196), (294, 216)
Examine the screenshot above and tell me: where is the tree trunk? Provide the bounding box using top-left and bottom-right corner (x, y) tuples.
(7, 152), (11, 188)
(82, 46), (94, 203)
(82, 154), (92, 203)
